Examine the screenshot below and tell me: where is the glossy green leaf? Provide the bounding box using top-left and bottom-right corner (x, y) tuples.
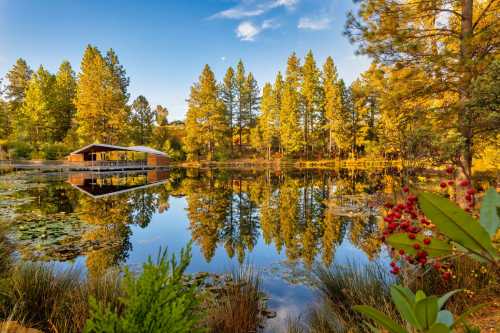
(428, 323), (451, 333)
(418, 192), (498, 260)
(353, 305), (407, 333)
(415, 290), (426, 302)
(437, 289), (461, 309)
(390, 285), (421, 329)
(436, 310), (454, 327)
(386, 233), (452, 257)
(479, 188), (500, 237)
(415, 296), (438, 329)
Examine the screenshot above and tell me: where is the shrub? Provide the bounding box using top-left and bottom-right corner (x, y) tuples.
(84, 244), (204, 333)
(7, 141), (33, 159)
(41, 142), (71, 160)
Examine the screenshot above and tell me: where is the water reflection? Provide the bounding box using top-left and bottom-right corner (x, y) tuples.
(10, 168), (402, 277)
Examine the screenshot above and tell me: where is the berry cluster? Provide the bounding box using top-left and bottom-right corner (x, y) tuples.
(381, 166), (475, 281)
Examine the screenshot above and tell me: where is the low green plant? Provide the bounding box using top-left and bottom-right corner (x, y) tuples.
(353, 285), (481, 333)
(84, 243), (204, 333)
(7, 141), (33, 159)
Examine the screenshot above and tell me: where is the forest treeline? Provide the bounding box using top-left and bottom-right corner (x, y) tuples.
(0, 0), (498, 175)
(0, 46), (183, 160)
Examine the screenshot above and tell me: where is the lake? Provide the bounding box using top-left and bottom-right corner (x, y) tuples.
(0, 167), (399, 329)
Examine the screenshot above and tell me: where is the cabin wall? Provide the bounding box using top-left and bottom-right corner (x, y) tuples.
(68, 154), (84, 162)
(147, 154), (169, 166)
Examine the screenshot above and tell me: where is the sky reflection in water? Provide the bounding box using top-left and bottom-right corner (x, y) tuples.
(7, 168), (396, 326)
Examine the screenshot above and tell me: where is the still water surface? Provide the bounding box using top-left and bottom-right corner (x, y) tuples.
(1, 168), (400, 327)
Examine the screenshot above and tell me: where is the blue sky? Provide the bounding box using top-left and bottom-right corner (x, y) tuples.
(0, 0), (370, 120)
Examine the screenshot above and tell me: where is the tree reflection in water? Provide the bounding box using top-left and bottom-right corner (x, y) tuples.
(13, 168), (400, 274)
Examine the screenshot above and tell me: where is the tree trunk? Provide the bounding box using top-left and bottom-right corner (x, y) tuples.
(459, 0), (474, 178)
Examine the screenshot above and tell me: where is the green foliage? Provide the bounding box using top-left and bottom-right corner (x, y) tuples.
(130, 95), (155, 145)
(40, 142), (71, 160)
(74, 45), (129, 145)
(7, 141), (33, 159)
(386, 233), (452, 258)
(418, 192), (498, 262)
(354, 285), (480, 333)
(84, 244), (204, 333)
(479, 188), (500, 237)
(184, 64), (229, 161)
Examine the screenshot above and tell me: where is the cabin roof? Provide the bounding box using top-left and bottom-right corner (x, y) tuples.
(69, 144), (168, 157)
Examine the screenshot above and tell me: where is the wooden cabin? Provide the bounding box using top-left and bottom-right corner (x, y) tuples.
(67, 144), (169, 169)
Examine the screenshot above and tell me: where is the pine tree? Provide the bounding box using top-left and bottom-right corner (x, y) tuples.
(221, 67), (236, 154)
(280, 82), (302, 156)
(5, 58), (32, 137)
(74, 45), (129, 144)
(235, 60), (247, 150)
(184, 65), (229, 160)
(280, 53), (303, 156)
(152, 105), (170, 150)
(301, 50), (320, 158)
(53, 61), (76, 142)
(273, 72), (284, 153)
(251, 83), (276, 159)
(330, 80), (352, 158)
(105, 48), (130, 103)
(244, 72), (259, 135)
(130, 95), (155, 145)
(321, 56), (342, 156)
(19, 66), (56, 150)
(346, 0), (500, 176)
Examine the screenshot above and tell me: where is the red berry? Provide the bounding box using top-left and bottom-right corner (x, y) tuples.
(459, 179), (470, 187)
(388, 223), (398, 230)
(418, 257), (427, 265)
(465, 208), (472, 213)
(465, 194), (472, 201)
(440, 181), (447, 188)
(446, 166), (454, 174)
(466, 188), (476, 195)
(391, 269), (400, 275)
(394, 212), (402, 219)
(390, 261), (396, 267)
(408, 233), (416, 240)
(442, 271), (452, 281)
(403, 185), (409, 193)
(433, 262), (441, 270)
(413, 243), (421, 250)
(447, 180), (454, 186)
(423, 238), (431, 245)
(384, 202), (394, 209)
(399, 249), (405, 255)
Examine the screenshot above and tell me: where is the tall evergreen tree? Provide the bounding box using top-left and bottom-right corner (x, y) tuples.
(322, 56), (342, 156)
(74, 45), (130, 144)
(221, 67), (236, 153)
(235, 60), (247, 150)
(273, 71), (284, 153)
(53, 61), (76, 142)
(5, 58), (33, 137)
(19, 66), (56, 150)
(184, 65), (229, 160)
(245, 72), (259, 131)
(251, 83), (276, 159)
(346, 0), (500, 176)
(301, 50), (320, 158)
(105, 48), (130, 103)
(130, 95), (155, 145)
(280, 82), (302, 156)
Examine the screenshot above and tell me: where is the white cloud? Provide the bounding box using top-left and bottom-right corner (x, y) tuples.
(236, 21), (261, 41)
(211, 7), (265, 19)
(210, 0), (299, 20)
(297, 17), (332, 30)
(235, 19), (279, 41)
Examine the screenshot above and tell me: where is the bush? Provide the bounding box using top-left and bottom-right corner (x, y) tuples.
(41, 142), (71, 160)
(7, 141), (33, 159)
(84, 244), (204, 333)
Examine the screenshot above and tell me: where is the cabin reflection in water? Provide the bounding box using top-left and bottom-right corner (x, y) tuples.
(67, 170), (170, 198)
